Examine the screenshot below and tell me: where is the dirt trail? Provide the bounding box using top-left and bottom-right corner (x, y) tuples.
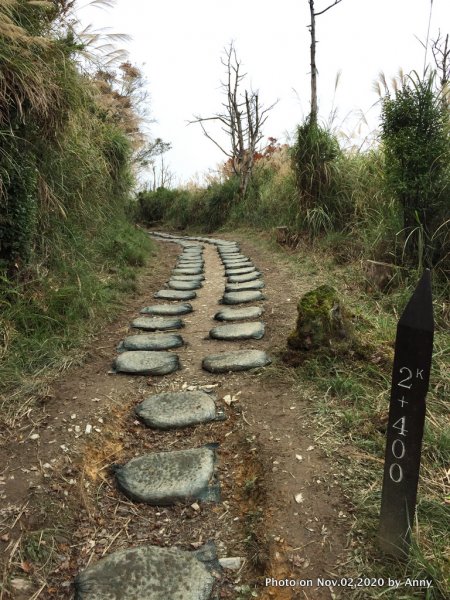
(0, 233), (351, 599)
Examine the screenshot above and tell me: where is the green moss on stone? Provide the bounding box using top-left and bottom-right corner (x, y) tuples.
(287, 285), (353, 351)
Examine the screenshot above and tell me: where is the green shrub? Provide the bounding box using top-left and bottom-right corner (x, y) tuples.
(292, 121), (341, 211)
(381, 71), (450, 268)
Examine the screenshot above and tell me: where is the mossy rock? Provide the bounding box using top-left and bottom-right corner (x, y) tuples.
(287, 285), (353, 351)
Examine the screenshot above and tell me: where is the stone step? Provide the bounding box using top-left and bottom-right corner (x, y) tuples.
(214, 306), (264, 322)
(222, 290), (265, 305)
(74, 543), (219, 600)
(227, 272), (262, 283)
(209, 321), (265, 341)
(113, 351), (180, 375)
(168, 279), (202, 291)
(225, 266), (257, 276)
(118, 333), (183, 351)
(225, 280), (265, 292)
(172, 268), (203, 276)
(131, 316), (184, 330)
(115, 446), (219, 505)
(140, 303), (193, 316)
(202, 350), (271, 373)
(221, 257), (250, 264)
(220, 254), (248, 262)
(155, 289), (197, 301)
(222, 261), (253, 269)
(177, 260), (205, 267)
(171, 274), (205, 282)
(135, 390), (225, 429)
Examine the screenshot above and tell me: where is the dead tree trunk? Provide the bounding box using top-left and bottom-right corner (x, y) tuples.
(190, 43), (276, 201)
(308, 0), (343, 125)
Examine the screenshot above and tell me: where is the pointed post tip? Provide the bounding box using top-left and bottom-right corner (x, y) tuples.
(398, 270), (434, 332)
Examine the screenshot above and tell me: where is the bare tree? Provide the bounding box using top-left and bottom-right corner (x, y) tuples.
(308, 0), (343, 125)
(190, 43), (276, 200)
(431, 31), (449, 89)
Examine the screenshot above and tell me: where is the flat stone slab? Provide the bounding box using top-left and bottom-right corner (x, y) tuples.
(225, 266), (257, 276)
(202, 350), (271, 373)
(177, 260), (204, 266)
(113, 351), (180, 375)
(154, 289), (197, 301)
(209, 322), (265, 341)
(221, 253), (248, 260)
(222, 257), (249, 264)
(171, 274), (205, 282)
(131, 316), (183, 330)
(222, 261), (253, 269)
(119, 334), (183, 351)
(228, 272), (262, 283)
(115, 446), (218, 504)
(214, 306), (264, 321)
(225, 281), (264, 292)
(74, 543), (218, 600)
(222, 290), (265, 304)
(168, 279), (202, 291)
(136, 390), (223, 429)
(140, 303), (193, 316)
(172, 268), (203, 276)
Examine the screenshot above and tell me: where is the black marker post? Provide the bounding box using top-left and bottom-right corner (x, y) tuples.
(379, 270), (434, 558)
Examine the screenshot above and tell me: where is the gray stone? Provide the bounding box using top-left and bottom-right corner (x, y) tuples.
(227, 272), (262, 283)
(209, 321), (265, 341)
(225, 281), (264, 292)
(171, 274), (205, 282)
(74, 543), (218, 600)
(113, 351), (180, 375)
(202, 350), (272, 373)
(168, 279), (202, 291)
(177, 258), (204, 265)
(214, 306), (264, 321)
(222, 290), (265, 304)
(225, 266), (257, 276)
(219, 556), (244, 571)
(172, 268), (203, 276)
(221, 254), (248, 261)
(119, 334), (183, 351)
(115, 446), (218, 504)
(222, 256), (249, 264)
(136, 390), (223, 429)
(154, 289), (197, 301)
(140, 303), (193, 316)
(180, 255), (203, 260)
(176, 263), (204, 271)
(222, 261), (253, 269)
(131, 316), (183, 330)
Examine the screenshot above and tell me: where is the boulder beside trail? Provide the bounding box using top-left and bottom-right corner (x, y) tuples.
(287, 284), (353, 351)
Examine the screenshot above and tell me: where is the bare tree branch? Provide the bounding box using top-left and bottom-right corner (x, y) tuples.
(189, 42), (278, 199)
(314, 0), (343, 17)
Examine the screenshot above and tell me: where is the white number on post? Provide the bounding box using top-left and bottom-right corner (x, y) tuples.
(398, 367), (413, 389)
(389, 463), (404, 483)
(392, 439), (406, 459)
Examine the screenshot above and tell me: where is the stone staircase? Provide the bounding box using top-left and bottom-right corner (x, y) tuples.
(74, 233), (271, 599)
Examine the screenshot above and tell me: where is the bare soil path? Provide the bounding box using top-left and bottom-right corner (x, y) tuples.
(0, 232), (351, 600)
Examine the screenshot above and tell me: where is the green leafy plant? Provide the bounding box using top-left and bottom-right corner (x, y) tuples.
(380, 70), (449, 268)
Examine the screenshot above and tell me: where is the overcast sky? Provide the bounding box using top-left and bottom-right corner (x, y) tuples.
(77, 0), (449, 186)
